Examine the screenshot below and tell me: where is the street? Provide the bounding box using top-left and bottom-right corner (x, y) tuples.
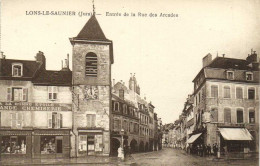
(130, 148), (259, 166)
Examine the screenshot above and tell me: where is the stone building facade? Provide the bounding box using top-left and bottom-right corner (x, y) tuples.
(0, 51), (72, 158)
(175, 51), (260, 157)
(69, 14), (113, 157)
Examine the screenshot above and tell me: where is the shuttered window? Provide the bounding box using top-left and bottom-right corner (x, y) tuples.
(236, 87), (243, 99)
(10, 113), (23, 129)
(224, 108), (231, 123)
(248, 88), (255, 99)
(211, 85), (218, 98)
(211, 108), (218, 122)
(86, 114), (96, 127)
(47, 112), (62, 128)
(237, 109), (243, 123)
(85, 52), (98, 77)
(224, 86), (231, 98)
(249, 110), (255, 123)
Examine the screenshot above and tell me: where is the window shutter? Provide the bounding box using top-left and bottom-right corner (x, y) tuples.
(60, 113), (63, 128)
(7, 88), (12, 101)
(22, 88), (28, 101)
(57, 113), (61, 128)
(11, 113), (16, 128)
(47, 112), (52, 128)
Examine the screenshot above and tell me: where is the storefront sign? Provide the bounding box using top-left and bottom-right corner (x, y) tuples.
(0, 102), (72, 111)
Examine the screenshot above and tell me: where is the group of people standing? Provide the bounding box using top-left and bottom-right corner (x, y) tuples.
(188, 143), (219, 157)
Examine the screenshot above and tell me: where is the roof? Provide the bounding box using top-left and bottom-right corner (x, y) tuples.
(219, 128), (253, 141)
(0, 59), (41, 80)
(33, 70), (72, 86)
(76, 15), (108, 41)
(208, 57), (252, 70)
(0, 58), (72, 86)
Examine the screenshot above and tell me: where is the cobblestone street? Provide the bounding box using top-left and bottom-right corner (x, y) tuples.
(131, 148), (259, 166)
(0, 148), (258, 165)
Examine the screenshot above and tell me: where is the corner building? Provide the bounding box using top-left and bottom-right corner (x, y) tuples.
(70, 14), (113, 157)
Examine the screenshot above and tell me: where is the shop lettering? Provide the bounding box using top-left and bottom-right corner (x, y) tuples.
(0, 102), (71, 111)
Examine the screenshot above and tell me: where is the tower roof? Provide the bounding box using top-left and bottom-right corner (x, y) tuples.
(76, 14), (109, 41)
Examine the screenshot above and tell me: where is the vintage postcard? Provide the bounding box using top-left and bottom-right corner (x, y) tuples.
(0, 0), (259, 165)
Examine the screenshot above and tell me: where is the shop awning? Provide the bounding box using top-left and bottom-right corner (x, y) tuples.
(187, 133), (202, 144)
(218, 128), (253, 141)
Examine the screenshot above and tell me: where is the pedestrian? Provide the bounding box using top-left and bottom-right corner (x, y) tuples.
(199, 144), (203, 157)
(213, 144), (216, 156)
(207, 144), (211, 156)
(203, 144), (207, 157)
(197, 145), (200, 156)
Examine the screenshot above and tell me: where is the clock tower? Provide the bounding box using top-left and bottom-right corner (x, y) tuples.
(70, 14), (113, 157)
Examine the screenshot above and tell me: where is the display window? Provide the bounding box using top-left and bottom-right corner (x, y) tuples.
(40, 136), (56, 154)
(1, 136), (26, 154)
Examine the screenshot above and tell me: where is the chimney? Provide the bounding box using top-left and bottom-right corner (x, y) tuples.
(61, 60), (63, 69)
(67, 54), (69, 69)
(36, 51), (46, 69)
(202, 53), (212, 67)
(246, 50), (258, 63)
(0, 52), (5, 59)
(112, 79), (115, 86)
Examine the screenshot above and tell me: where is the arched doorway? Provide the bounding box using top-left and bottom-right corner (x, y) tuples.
(130, 139), (138, 153)
(145, 142), (149, 152)
(111, 138), (120, 156)
(139, 141), (144, 152)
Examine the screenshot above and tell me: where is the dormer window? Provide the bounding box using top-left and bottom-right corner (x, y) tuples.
(12, 63), (23, 77)
(246, 72), (253, 81)
(226, 71), (234, 80)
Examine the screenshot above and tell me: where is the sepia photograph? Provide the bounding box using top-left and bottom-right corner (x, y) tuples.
(0, 0), (259, 165)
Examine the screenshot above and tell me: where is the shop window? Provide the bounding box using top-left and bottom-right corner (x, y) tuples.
(87, 136), (95, 155)
(86, 114), (96, 127)
(7, 87), (28, 101)
(11, 112), (23, 129)
(224, 108), (231, 123)
(1, 136), (26, 154)
(211, 85), (218, 98)
(40, 136), (56, 154)
(246, 72), (253, 81)
(48, 86), (58, 100)
(226, 71), (234, 80)
(236, 109), (243, 123)
(12, 63), (23, 77)
(47, 112), (62, 129)
(224, 86), (231, 98)
(85, 52), (98, 77)
(236, 87), (243, 99)
(249, 110), (255, 124)
(78, 135), (87, 154)
(248, 88), (255, 99)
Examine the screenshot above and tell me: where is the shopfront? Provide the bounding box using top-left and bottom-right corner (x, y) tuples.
(0, 129), (32, 158)
(33, 129), (70, 158)
(78, 129), (108, 156)
(218, 128), (253, 156)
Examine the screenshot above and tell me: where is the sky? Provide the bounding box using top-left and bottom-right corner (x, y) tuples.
(1, 0), (260, 124)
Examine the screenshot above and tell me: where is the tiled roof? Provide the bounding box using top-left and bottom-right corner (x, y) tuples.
(0, 59), (41, 80)
(32, 70), (72, 86)
(0, 58), (72, 86)
(208, 57), (252, 70)
(76, 15), (108, 41)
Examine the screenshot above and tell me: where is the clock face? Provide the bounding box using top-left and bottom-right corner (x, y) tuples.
(84, 86), (98, 100)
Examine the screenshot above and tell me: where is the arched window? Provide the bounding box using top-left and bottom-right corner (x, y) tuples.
(85, 52), (97, 77)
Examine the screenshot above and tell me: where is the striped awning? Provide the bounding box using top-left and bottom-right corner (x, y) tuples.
(218, 128), (253, 141)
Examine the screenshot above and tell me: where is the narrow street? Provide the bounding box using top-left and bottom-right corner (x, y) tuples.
(130, 148), (259, 166)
